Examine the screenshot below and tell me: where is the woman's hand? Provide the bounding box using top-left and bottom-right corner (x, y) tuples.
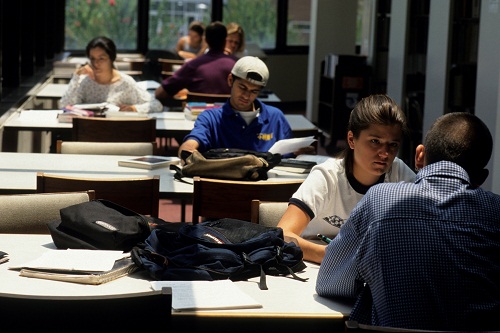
(75, 64), (95, 80)
(119, 105), (137, 112)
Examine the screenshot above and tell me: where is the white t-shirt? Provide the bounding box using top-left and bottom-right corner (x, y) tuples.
(291, 157), (415, 239)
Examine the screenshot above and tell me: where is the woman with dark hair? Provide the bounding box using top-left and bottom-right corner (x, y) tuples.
(60, 36), (163, 113)
(277, 94), (415, 264)
(175, 21), (207, 60)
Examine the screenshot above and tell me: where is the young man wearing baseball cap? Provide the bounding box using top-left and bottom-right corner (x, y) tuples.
(178, 56), (312, 156)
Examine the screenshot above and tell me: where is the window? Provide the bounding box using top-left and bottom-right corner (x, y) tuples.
(148, 0), (212, 50)
(287, 0), (311, 46)
(223, 0), (278, 49)
(65, 0), (138, 50)
(64, 0), (311, 53)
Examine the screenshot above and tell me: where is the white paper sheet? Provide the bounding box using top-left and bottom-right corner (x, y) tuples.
(268, 136), (317, 155)
(18, 110), (62, 120)
(10, 249), (125, 272)
(150, 280), (262, 311)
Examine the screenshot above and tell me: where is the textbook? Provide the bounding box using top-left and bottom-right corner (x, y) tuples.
(118, 155), (180, 170)
(273, 158), (316, 174)
(18, 257), (137, 285)
(184, 102), (223, 120)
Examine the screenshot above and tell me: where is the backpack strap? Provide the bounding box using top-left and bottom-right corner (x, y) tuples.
(170, 164), (193, 185)
(242, 252), (268, 290)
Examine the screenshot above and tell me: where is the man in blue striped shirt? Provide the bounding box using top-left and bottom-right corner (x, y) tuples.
(316, 112), (500, 331)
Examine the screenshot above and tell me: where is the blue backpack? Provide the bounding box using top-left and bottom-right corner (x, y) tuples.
(131, 219), (308, 290)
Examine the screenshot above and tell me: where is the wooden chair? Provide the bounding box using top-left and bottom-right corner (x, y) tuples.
(56, 140), (157, 155)
(191, 176), (303, 224)
(185, 91), (230, 104)
(0, 191), (95, 234)
(250, 200), (289, 227)
(36, 173), (160, 217)
(72, 117), (156, 143)
(0, 288), (172, 333)
(158, 58), (185, 78)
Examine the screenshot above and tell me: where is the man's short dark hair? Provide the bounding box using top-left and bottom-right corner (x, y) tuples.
(205, 21), (227, 52)
(425, 112), (492, 177)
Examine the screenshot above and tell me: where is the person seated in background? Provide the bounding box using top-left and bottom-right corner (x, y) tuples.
(177, 56), (314, 157)
(175, 21), (207, 60)
(316, 112), (500, 331)
(155, 22), (237, 102)
(277, 95), (415, 264)
(60, 36), (163, 114)
(224, 22), (245, 57)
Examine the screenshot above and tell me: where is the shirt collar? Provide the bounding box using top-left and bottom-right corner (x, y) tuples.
(416, 160), (471, 185)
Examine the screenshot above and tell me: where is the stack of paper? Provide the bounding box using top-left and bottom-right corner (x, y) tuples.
(150, 280), (262, 311)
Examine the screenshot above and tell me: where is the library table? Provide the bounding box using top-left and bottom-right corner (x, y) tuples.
(0, 234), (351, 333)
(1, 110), (318, 152)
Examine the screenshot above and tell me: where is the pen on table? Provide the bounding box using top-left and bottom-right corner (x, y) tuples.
(317, 233), (332, 244)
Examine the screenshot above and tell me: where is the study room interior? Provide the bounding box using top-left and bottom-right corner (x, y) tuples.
(0, 1), (500, 332)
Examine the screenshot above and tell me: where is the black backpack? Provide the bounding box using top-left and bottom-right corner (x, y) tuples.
(131, 219), (308, 290)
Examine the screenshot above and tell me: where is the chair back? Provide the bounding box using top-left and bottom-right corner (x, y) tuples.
(158, 58), (185, 78)
(185, 91), (230, 104)
(57, 140), (156, 155)
(0, 191), (95, 234)
(72, 117), (156, 142)
(36, 173), (160, 217)
(192, 177), (303, 223)
(0, 288), (172, 333)
(250, 200), (289, 227)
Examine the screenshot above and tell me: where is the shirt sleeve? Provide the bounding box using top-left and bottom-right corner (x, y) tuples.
(59, 74), (85, 107)
(120, 75), (164, 114)
(291, 161), (338, 220)
(182, 109), (219, 152)
(160, 62), (194, 97)
(315, 200), (367, 299)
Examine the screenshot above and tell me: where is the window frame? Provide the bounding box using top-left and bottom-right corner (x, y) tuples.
(64, 0), (309, 55)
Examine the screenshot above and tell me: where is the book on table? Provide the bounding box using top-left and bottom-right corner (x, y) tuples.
(10, 250), (136, 285)
(18, 257), (137, 285)
(118, 155), (180, 170)
(273, 158), (317, 174)
(184, 102), (223, 120)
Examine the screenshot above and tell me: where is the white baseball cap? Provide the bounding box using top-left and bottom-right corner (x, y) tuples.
(231, 56), (269, 87)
